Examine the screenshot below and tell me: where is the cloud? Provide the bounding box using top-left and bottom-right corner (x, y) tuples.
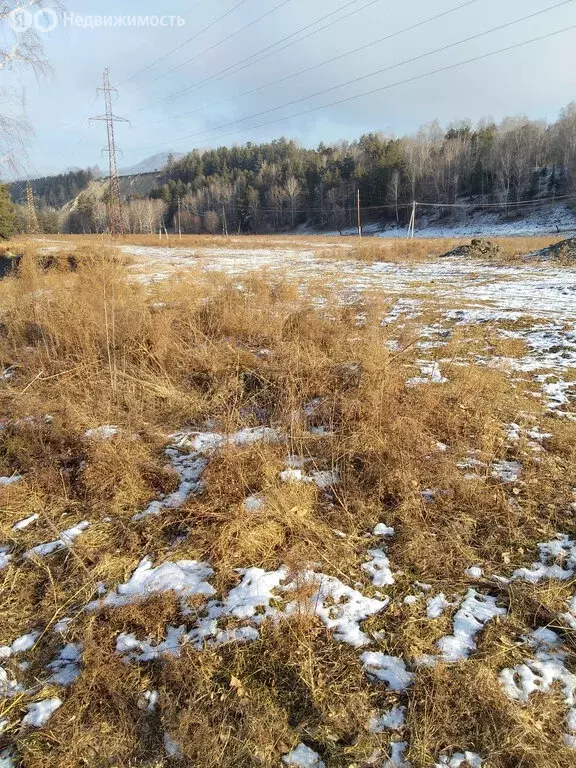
(7, 0), (576, 175)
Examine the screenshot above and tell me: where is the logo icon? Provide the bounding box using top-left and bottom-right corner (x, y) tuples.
(8, 6), (58, 33)
(8, 8), (34, 32)
(34, 8), (58, 32)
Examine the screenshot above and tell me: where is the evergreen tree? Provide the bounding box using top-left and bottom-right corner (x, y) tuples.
(0, 185), (16, 239)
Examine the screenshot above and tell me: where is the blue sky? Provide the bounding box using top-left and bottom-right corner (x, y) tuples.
(6, 0), (576, 176)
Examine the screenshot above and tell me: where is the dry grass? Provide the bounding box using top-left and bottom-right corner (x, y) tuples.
(19, 231), (566, 261)
(0, 239), (574, 767)
(329, 235), (566, 264)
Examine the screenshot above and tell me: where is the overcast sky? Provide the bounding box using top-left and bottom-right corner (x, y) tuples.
(6, 0), (576, 176)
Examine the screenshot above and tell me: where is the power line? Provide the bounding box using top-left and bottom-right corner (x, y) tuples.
(141, 0), (476, 125)
(140, 0), (380, 112)
(169, 192), (576, 214)
(416, 193), (576, 208)
(119, 0), (250, 86)
(134, 13), (576, 154)
(144, 0), (296, 89)
(139, 0), (574, 145)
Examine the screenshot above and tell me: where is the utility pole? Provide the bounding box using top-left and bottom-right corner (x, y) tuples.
(222, 204), (228, 237)
(177, 196), (182, 239)
(91, 69), (129, 236)
(407, 200), (417, 240)
(26, 181), (40, 234)
(357, 188), (362, 238)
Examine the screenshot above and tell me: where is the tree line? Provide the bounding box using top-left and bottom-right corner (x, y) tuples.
(5, 103), (576, 235)
(9, 168), (97, 210)
(153, 105), (576, 234)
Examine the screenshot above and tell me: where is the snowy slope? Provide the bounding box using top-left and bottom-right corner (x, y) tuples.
(318, 202), (576, 239)
(119, 152), (183, 176)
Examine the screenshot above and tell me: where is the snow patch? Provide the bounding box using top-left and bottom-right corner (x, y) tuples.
(361, 652), (414, 691)
(282, 743), (325, 767)
(426, 593), (454, 619)
(499, 628), (576, 748)
(362, 549), (394, 587)
(133, 427), (283, 521)
(84, 425), (119, 440)
(11, 631), (40, 655)
(436, 590), (506, 662)
(491, 460), (521, 484)
(24, 521), (90, 559)
(406, 362), (448, 386)
(0, 476), (22, 487)
(512, 535), (576, 583)
(0, 548), (11, 571)
(114, 565), (387, 659)
(388, 740), (411, 766)
(163, 731), (182, 758)
(47, 643), (82, 686)
(286, 572), (388, 647)
(132, 451), (207, 521)
(436, 752), (483, 767)
(86, 557), (215, 612)
(12, 514), (39, 531)
(374, 523), (395, 537)
(369, 705), (406, 733)
(22, 698), (62, 728)
(416, 590), (507, 666)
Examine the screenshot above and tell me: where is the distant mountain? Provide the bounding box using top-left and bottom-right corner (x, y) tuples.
(119, 152), (183, 176)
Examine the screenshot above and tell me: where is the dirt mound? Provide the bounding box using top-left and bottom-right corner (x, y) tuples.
(531, 237), (576, 261)
(440, 238), (503, 259)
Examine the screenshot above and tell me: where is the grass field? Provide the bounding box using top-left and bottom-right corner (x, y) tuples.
(0, 235), (574, 768)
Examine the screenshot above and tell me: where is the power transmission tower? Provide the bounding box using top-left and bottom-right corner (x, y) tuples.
(26, 181), (40, 234)
(90, 69), (129, 236)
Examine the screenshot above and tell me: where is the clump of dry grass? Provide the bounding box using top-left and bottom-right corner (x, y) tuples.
(323, 234), (567, 264)
(0, 239), (574, 767)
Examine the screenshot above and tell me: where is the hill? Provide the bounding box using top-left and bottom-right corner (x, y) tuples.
(119, 152), (182, 176)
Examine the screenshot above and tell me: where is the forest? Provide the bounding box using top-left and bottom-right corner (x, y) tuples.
(9, 168), (97, 209)
(9, 104), (576, 234)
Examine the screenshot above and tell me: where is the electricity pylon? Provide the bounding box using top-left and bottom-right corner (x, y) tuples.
(90, 69), (129, 236)
(26, 181), (40, 234)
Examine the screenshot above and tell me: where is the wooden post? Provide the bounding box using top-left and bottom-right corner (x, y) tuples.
(357, 189), (362, 238)
(177, 197), (182, 239)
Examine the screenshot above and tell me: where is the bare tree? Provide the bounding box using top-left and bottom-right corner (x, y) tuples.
(0, 1), (61, 176)
(267, 184), (285, 231)
(284, 176), (300, 228)
(387, 169), (401, 222)
(204, 210), (220, 234)
(553, 103), (576, 190)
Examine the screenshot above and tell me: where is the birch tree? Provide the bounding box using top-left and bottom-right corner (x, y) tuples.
(0, 1), (61, 176)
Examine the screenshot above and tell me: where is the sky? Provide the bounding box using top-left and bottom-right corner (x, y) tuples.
(4, 0), (576, 177)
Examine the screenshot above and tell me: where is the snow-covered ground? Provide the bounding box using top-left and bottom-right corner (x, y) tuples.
(319, 201), (576, 239)
(4, 235), (573, 766)
(121, 242), (576, 321)
(3, 426), (576, 763)
(121, 241), (576, 421)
